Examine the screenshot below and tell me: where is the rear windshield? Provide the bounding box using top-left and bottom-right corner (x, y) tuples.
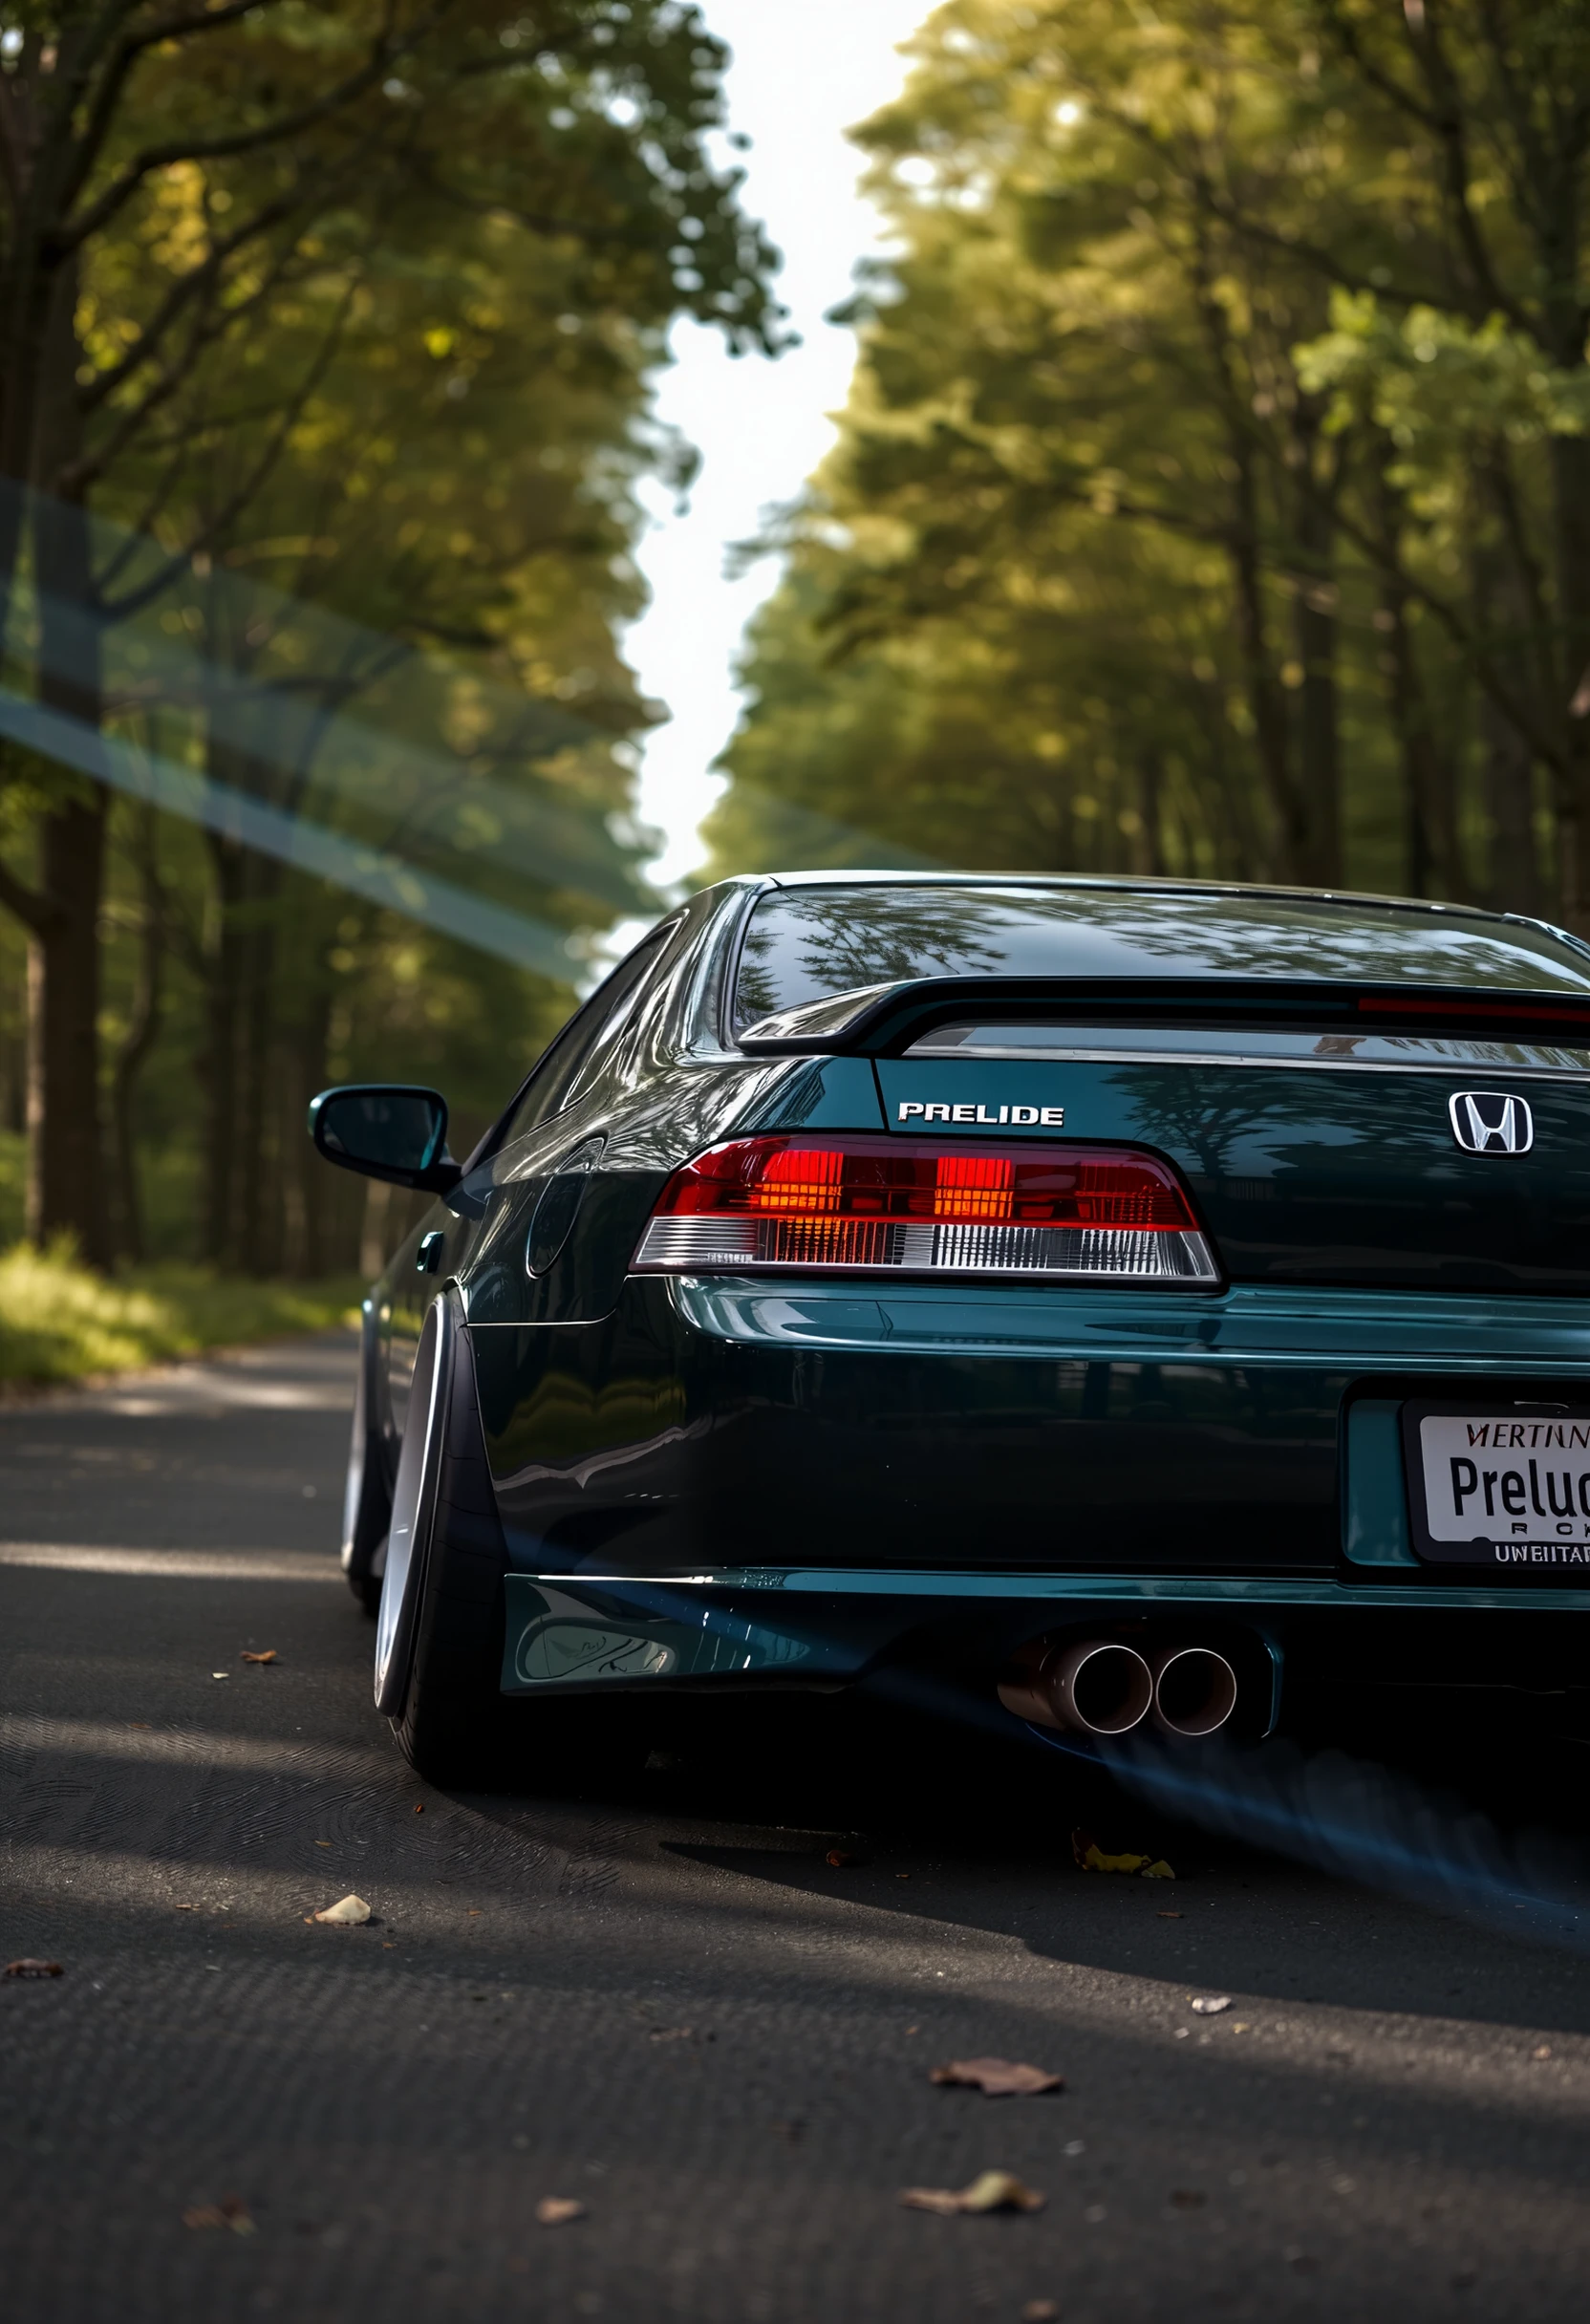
(731, 884), (1590, 1032)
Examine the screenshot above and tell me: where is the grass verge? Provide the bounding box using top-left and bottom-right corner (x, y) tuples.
(0, 1240), (364, 1387)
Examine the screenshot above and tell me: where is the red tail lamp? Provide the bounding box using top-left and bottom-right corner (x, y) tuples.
(633, 1135), (1217, 1282)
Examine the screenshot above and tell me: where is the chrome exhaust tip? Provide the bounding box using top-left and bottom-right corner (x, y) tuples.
(998, 1638), (1153, 1737)
(1150, 1645), (1237, 1739)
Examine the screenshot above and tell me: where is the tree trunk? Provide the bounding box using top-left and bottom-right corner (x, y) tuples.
(25, 790), (108, 1257)
(1375, 594), (1469, 904)
(1134, 747), (1165, 875)
(109, 806), (166, 1263)
(1290, 416), (1342, 888)
(291, 979), (334, 1279)
(1548, 431), (1590, 921)
(200, 833), (247, 1265)
(1472, 533), (1545, 916)
(17, 259), (112, 1263)
(1225, 440), (1300, 880)
(27, 456), (109, 1260)
(237, 880), (281, 1276)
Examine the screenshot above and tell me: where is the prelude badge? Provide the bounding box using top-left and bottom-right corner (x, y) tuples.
(896, 1101), (1064, 1127)
(1448, 1090), (1533, 1155)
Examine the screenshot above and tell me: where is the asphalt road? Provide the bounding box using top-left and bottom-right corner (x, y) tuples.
(3, 1332), (1590, 2323)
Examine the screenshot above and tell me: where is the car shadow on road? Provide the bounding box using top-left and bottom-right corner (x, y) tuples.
(469, 1681), (1590, 2038)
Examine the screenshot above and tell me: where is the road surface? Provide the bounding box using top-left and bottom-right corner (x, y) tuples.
(3, 1332), (1589, 2320)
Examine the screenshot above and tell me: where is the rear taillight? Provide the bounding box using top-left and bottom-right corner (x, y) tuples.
(633, 1136), (1217, 1283)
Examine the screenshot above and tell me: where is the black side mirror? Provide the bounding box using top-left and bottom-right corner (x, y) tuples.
(308, 1086), (462, 1194)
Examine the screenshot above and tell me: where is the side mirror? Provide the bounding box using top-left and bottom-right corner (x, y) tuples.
(308, 1086), (462, 1194)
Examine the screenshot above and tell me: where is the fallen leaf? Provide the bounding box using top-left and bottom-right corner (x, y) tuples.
(930, 2057), (1064, 2098)
(314, 1840), (331, 1848)
(5, 1958), (63, 1978)
(900, 2171), (1043, 2216)
(1157, 1910), (1183, 1919)
(826, 1848), (866, 1867)
(413, 1803), (424, 1815)
(313, 1895), (371, 1926)
(240, 1650), (276, 1665)
(535, 2198), (585, 2227)
(1070, 1827), (1175, 1880)
(1191, 1995), (1231, 2015)
(1171, 2188), (1206, 2210)
(183, 2195), (254, 2235)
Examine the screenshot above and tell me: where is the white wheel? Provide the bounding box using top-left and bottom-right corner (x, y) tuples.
(374, 1296), (452, 1717)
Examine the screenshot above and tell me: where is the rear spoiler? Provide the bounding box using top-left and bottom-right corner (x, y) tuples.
(736, 977), (1590, 1057)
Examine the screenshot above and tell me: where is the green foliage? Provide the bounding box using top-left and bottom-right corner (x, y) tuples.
(0, 0), (785, 1272)
(707, 0), (1590, 924)
(0, 1239), (362, 1384)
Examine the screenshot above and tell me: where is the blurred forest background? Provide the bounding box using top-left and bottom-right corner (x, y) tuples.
(708, 1), (1590, 932)
(3, 0), (1590, 1353)
(0, 0), (781, 1329)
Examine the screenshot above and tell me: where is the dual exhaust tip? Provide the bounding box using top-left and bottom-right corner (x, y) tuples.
(998, 1637), (1237, 1742)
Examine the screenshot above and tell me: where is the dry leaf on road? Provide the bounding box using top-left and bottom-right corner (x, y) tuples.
(183, 2196), (254, 2235)
(240, 1650), (276, 1665)
(535, 2198), (585, 2227)
(313, 1895), (371, 1926)
(5, 1958), (63, 1978)
(826, 1848), (866, 1867)
(1070, 1828), (1176, 1881)
(901, 2171), (1044, 2216)
(930, 2057), (1064, 2098)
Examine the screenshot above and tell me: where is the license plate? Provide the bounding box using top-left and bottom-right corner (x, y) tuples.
(1402, 1400), (1590, 1572)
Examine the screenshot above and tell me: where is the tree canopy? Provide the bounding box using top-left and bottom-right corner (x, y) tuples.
(0, 0), (784, 1268)
(707, 0), (1590, 927)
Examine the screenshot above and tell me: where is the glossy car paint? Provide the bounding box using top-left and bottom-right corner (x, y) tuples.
(354, 874), (1590, 1722)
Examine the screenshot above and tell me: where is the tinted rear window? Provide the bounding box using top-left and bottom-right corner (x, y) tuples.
(731, 884), (1590, 1031)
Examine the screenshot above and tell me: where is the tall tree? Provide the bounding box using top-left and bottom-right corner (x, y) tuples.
(0, 0), (782, 1259)
(709, 0), (1590, 918)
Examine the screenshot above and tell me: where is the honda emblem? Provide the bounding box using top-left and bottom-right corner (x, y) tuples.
(1449, 1091), (1534, 1154)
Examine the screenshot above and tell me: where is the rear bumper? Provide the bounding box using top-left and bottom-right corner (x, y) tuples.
(474, 1273), (1590, 1584)
(498, 1565), (1590, 1723)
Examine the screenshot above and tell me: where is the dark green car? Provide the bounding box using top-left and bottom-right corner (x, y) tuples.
(310, 872), (1590, 1782)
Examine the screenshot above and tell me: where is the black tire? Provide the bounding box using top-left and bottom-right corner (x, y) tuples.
(383, 1293), (512, 1786)
(341, 1299), (391, 1617)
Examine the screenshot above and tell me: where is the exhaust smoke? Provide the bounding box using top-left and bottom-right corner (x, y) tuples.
(1093, 1726), (1590, 1953)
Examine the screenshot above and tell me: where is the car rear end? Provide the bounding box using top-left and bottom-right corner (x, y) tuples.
(489, 875), (1590, 1746)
